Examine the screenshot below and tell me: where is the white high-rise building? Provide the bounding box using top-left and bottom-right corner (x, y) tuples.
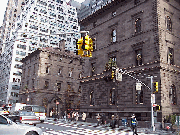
(0, 0), (80, 104)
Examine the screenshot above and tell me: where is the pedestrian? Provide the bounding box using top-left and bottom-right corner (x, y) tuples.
(131, 114), (138, 135)
(96, 113), (101, 126)
(50, 110), (53, 117)
(101, 114), (106, 125)
(64, 111), (67, 121)
(115, 115), (119, 128)
(75, 112), (79, 121)
(68, 113), (71, 121)
(163, 116), (166, 129)
(82, 112), (86, 122)
(110, 115), (116, 129)
(73, 112), (76, 121)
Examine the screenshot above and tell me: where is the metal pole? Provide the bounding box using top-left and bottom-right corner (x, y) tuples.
(150, 76), (155, 131)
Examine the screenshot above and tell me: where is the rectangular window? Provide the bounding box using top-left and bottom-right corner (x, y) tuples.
(135, 49), (142, 66)
(167, 47), (174, 65)
(136, 90), (143, 104)
(111, 29), (116, 43)
(91, 63), (95, 75)
(110, 89), (115, 105)
(32, 79), (35, 89)
(57, 83), (61, 91)
(69, 68), (73, 77)
(46, 66), (49, 74)
(45, 81), (49, 89)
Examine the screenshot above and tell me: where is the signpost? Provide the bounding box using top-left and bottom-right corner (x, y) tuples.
(136, 82), (142, 91)
(176, 116), (180, 134)
(116, 68), (122, 81)
(147, 76), (155, 132)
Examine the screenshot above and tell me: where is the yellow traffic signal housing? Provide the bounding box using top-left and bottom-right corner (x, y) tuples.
(76, 35), (94, 57)
(155, 105), (161, 111)
(76, 38), (84, 56)
(111, 70), (115, 79)
(153, 82), (158, 93)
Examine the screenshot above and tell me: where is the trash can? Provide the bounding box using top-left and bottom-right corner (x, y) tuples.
(122, 119), (127, 127)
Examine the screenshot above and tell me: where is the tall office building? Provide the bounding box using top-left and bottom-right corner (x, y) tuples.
(77, 0), (112, 21)
(0, 0), (80, 104)
(0, 0), (25, 54)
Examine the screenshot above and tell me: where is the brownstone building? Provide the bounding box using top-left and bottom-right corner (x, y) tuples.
(19, 47), (83, 117)
(79, 0), (180, 125)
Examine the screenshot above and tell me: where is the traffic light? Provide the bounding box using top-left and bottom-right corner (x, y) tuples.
(76, 35), (94, 57)
(153, 82), (158, 93)
(154, 105), (161, 111)
(82, 35), (91, 50)
(111, 70), (115, 79)
(76, 38), (84, 56)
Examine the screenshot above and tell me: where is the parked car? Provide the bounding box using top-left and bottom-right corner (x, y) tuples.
(0, 107), (9, 116)
(8, 111), (40, 126)
(0, 114), (43, 135)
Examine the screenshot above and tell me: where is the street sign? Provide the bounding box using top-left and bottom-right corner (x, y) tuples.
(116, 68), (122, 81)
(136, 82), (142, 90)
(153, 104), (157, 107)
(151, 94), (155, 104)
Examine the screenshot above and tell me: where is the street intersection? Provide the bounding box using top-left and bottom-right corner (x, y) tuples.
(36, 118), (175, 135)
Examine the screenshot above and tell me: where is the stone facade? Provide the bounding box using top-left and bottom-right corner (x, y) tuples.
(79, 0), (180, 124)
(19, 47), (83, 117)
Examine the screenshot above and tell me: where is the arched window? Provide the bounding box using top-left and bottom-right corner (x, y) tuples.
(167, 16), (172, 31)
(90, 90), (94, 106)
(135, 18), (141, 33)
(170, 84), (177, 105)
(110, 89), (115, 105)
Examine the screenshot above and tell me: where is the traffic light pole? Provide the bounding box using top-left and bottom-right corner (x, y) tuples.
(147, 76), (155, 132)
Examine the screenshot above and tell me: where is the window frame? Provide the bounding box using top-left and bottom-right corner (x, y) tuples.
(135, 18), (141, 33)
(167, 16), (172, 32)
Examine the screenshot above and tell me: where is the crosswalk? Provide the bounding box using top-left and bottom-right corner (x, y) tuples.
(39, 119), (149, 135)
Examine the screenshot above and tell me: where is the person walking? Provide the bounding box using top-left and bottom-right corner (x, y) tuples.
(82, 112), (86, 122)
(73, 112), (76, 121)
(67, 113), (71, 121)
(101, 114), (106, 125)
(131, 114), (138, 135)
(96, 113), (101, 126)
(50, 110), (53, 118)
(75, 112), (79, 121)
(110, 115), (116, 129)
(64, 111), (67, 122)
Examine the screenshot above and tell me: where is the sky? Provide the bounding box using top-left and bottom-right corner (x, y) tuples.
(0, 0), (85, 26)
